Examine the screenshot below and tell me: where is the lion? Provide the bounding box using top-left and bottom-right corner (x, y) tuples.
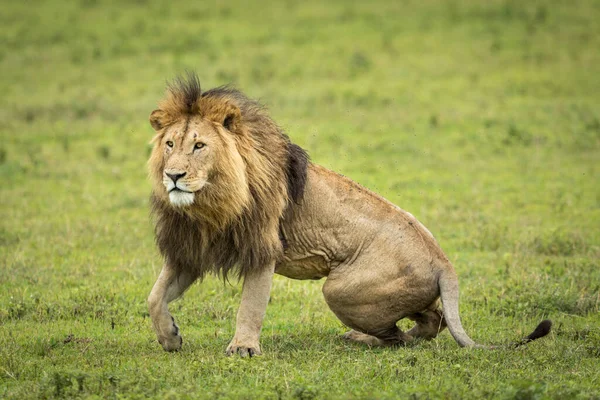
(146, 72), (551, 356)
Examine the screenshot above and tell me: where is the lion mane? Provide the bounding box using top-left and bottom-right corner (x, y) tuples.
(149, 73), (309, 280)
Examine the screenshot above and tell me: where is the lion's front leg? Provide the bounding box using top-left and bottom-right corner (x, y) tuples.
(226, 262), (275, 357)
(148, 263), (196, 352)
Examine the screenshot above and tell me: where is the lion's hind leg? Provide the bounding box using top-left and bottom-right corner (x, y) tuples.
(406, 301), (446, 340)
(345, 306), (446, 346)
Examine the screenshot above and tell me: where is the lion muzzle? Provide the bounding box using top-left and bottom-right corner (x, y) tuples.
(163, 172), (195, 207)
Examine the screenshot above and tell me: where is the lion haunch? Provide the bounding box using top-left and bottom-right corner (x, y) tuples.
(146, 72), (551, 355)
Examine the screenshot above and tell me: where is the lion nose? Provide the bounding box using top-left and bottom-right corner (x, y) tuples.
(166, 172), (186, 183)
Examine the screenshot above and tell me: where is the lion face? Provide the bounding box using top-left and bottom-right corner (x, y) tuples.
(149, 115), (248, 211)
(159, 117), (218, 207)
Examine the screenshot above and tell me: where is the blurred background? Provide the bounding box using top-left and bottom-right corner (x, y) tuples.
(1, 0), (599, 398)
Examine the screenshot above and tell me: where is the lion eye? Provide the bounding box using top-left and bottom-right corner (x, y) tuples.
(166, 141), (174, 148)
(194, 142), (206, 150)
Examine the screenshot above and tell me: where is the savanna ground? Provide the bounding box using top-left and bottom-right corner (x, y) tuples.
(1, 0), (599, 398)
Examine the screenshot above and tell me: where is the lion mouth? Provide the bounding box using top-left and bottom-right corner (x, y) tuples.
(169, 187), (192, 194)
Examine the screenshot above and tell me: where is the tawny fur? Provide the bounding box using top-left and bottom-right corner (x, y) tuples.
(146, 73), (551, 355)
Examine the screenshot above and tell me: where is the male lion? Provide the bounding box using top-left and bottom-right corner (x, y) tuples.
(147, 73), (551, 355)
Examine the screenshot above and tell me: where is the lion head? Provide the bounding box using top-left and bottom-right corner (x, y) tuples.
(148, 72), (308, 279)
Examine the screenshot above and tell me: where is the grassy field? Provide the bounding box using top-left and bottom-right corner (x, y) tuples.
(1, 0), (599, 398)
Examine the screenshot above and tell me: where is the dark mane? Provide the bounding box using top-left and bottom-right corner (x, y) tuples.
(164, 71), (202, 116)
(150, 73), (309, 280)
(286, 143), (309, 203)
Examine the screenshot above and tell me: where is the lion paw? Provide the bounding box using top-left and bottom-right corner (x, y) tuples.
(158, 318), (183, 352)
(342, 330), (386, 346)
(225, 341), (261, 357)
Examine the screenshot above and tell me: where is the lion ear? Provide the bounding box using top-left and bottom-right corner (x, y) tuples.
(223, 113), (236, 131)
(149, 109), (167, 131)
(207, 103), (241, 133)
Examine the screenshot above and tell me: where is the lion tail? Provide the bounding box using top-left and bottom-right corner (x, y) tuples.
(438, 268), (552, 349)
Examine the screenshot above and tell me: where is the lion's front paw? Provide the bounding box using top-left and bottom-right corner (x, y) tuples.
(158, 318), (183, 352)
(225, 340), (261, 357)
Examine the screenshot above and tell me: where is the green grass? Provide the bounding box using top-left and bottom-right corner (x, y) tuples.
(1, 0), (599, 398)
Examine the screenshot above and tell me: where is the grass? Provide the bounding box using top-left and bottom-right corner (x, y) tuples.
(1, 0), (599, 398)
